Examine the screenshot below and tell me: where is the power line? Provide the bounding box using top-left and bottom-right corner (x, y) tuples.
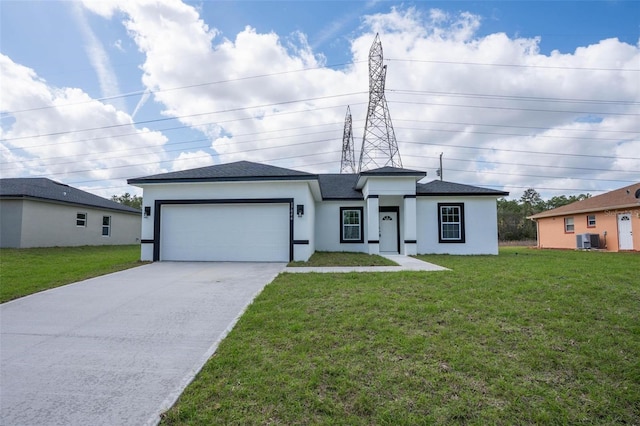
(1, 61), (367, 116)
(390, 100), (639, 116)
(4, 96), (635, 150)
(7, 123), (638, 172)
(0, 126), (344, 168)
(400, 140), (640, 161)
(386, 58), (640, 72)
(388, 89), (639, 105)
(397, 125), (631, 142)
(7, 55), (635, 117)
(5, 125), (639, 174)
(22, 141), (342, 179)
(1, 106), (353, 152)
(15, 142), (638, 189)
(0, 92), (367, 143)
(409, 153), (639, 175)
(430, 166), (636, 184)
(6, 106), (635, 155)
(394, 118), (637, 134)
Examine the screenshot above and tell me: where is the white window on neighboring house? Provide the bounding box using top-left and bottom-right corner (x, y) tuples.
(587, 215), (596, 228)
(102, 216), (111, 237)
(76, 212), (87, 227)
(564, 217), (575, 233)
(438, 203), (465, 243)
(340, 207), (363, 243)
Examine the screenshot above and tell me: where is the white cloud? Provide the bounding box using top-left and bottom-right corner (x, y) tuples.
(0, 54), (167, 197)
(171, 150), (214, 171)
(4, 1), (638, 200)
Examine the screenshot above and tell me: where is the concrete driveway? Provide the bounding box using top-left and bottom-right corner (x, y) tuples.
(0, 262), (285, 426)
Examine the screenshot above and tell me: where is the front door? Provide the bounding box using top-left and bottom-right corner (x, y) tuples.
(618, 213), (633, 250)
(379, 210), (399, 253)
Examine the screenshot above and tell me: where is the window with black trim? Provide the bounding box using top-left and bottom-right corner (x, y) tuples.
(587, 214), (596, 228)
(438, 203), (465, 243)
(340, 207), (363, 243)
(102, 216), (111, 237)
(76, 212), (87, 227)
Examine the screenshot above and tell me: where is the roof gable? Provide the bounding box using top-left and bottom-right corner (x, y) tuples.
(416, 180), (509, 196)
(529, 182), (640, 219)
(356, 166), (427, 190)
(359, 166), (426, 177)
(0, 178), (140, 214)
(128, 161), (316, 184)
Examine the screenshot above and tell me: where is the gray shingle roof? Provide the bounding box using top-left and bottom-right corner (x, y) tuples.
(416, 180), (509, 196)
(0, 178), (141, 214)
(529, 182), (640, 219)
(360, 166), (426, 177)
(318, 174), (362, 199)
(128, 161), (316, 184)
(128, 161), (508, 199)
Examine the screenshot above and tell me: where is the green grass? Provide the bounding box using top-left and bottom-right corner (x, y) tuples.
(162, 247), (639, 425)
(0, 245), (143, 303)
(288, 251), (398, 267)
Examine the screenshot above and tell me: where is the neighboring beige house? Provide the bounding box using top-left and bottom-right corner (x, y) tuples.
(0, 178), (141, 248)
(528, 183), (640, 252)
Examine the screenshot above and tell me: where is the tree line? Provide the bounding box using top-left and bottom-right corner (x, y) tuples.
(111, 193), (143, 210)
(498, 188), (590, 241)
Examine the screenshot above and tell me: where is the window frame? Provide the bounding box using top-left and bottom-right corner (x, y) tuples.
(438, 203), (465, 243)
(586, 214), (596, 228)
(76, 212), (87, 227)
(564, 217), (575, 233)
(101, 215), (111, 237)
(340, 207), (364, 243)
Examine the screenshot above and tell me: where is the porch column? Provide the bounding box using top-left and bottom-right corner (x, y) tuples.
(367, 195), (380, 255)
(403, 195), (417, 255)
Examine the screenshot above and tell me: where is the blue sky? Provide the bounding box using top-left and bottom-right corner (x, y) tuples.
(1, 1), (638, 198)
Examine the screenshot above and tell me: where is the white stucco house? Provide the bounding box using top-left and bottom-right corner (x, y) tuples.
(127, 161), (508, 262)
(0, 178), (141, 248)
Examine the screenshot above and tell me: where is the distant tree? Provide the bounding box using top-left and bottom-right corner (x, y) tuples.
(545, 195), (571, 210)
(111, 193), (142, 210)
(545, 193), (591, 210)
(519, 188), (543, 239)
(497, 189), (592, 242)
(497, 198), (522, 240)
(520, 188), (543, 211)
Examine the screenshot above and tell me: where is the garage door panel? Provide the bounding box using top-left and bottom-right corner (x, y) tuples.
(160, 203), (290, 261)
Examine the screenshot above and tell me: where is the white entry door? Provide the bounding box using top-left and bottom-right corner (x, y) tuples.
(379, 211), (398, 253)
(618, 213), (633, 250)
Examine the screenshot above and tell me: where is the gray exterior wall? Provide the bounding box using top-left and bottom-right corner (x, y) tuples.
(0, 199), (23, 248)
(0, 199), (141, 248)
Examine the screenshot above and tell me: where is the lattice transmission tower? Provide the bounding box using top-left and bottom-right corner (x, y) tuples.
(340, 106), (356, 174)
(358, 33), (402, 172)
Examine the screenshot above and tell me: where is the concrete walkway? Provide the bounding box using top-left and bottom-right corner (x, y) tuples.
(284, 254), (449, 273)
(0, 262), (285, 426)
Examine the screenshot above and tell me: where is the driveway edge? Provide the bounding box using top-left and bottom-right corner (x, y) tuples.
(145, 267), (285, 426)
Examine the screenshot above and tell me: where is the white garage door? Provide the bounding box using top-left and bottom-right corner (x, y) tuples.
(160, 203), (290, 262)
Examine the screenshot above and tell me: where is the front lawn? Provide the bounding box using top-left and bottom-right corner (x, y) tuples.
(288, 251), (398, 267)
(162, 248), (639, 425)
(0, 245), (143, 303)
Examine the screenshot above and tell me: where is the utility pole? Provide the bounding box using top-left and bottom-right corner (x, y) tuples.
(340, 106), (356, 174)
(437, 152), (443, 181)
(358, 33), (402, 172)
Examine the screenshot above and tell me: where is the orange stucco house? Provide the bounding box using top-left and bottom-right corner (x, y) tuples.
(528, 183), (640, 252)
